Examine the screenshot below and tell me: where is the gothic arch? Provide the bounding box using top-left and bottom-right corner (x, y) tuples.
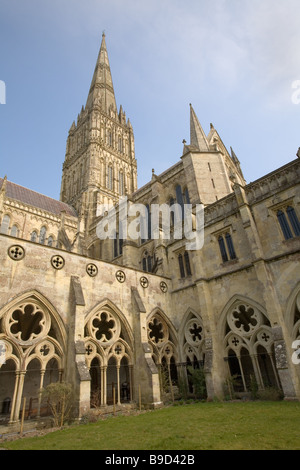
(84, 299), (134, 347)
(0, 290), (67, 350)
(147, 308), (179, 392)
(217, 294), (269, 338)
(220, 295), (279, 393)
(84, 299), (134, 406)
(147, 308), (178, 347)
(0, 290), (66, 423)
(178, 308), (205, 365)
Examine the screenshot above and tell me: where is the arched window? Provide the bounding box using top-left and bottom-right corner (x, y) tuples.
(147, 255), (152, 272)
(175, 184), (184, 215)
(141, 205), (151, 244)
(31, 231), (38, 242)
(39, 226), (47, 245)
(107, 166), (113, 190)
(218, 233), (237, 262)
(107, 130), (113, 147)
(113, 231), (123, 258)
(147, 313), (179, 393)
(0, 215), (10, 234)
(142, 251), (153, 273)
(118, 136), (123, 153)
(47, 236), (54, 247)
(218, 235), (228, 262)
(178, 252), (192, 278)
(277, 210), (293, 240)
(184, 251), (192, 276)
(119, 171), (124, 196)
(178, 253), (185, 278)
(286, 206), (300, 237)
(169, 197), (175, 226)
(225, 233), (236, 260)
(183, 187), (190, 205)
(10, 225), (19, 237)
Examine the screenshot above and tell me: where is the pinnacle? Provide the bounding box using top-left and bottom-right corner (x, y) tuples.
(189, 104), (210, 152)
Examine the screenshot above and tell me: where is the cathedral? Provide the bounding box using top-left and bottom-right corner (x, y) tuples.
(0, 33), (300, 426)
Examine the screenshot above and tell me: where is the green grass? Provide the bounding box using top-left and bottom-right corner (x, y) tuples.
(2, 401), (300, 450)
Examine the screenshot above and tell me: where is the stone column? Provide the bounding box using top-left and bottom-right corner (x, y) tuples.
(273, 326), (296, 399)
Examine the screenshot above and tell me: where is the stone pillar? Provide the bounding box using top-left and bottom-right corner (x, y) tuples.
(203, 338), (214, 399)
(131, 287), (162, 407)
(66, 276), (91, 419)
(273, 326), (296, 399)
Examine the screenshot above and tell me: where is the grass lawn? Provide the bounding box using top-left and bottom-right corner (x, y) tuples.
(1, 401), (300, 450)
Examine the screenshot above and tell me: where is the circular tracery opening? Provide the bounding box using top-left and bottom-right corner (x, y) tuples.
(149, 318), (165, 344)
(92, 312), (115, 342)
(6, 302), (48, 344)
(10, 304), (43, 341)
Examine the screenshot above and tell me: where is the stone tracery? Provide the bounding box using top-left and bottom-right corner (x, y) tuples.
(0, 295), (65, 423)
(84, 305), (133, 407)
(224, 301), (279, 392)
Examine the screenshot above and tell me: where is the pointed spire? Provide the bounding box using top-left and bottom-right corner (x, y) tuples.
(189, 104), (210, 151)
(230, 146), (240, 163)
(86, 33), (117, 113)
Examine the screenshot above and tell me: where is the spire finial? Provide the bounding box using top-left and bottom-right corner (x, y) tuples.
(189, 104), (209, 151)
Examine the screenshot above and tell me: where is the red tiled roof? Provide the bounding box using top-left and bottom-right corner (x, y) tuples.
(0, 178), (78, 217)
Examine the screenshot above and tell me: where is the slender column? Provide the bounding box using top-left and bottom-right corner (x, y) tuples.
(9, 371), (20, 424)
(12, 371), (26, 422)
(253, 354), (264, 388)
(237, 356), (247, 392)
(117, 364), (121, 405)
(129, 365), (134, 402)
(37, 369), (45, 418)
(100, 366), (104, 405)
(103, 365), (107, 406)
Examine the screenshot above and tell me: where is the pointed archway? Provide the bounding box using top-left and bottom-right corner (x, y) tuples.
(0, 291), (66, 424)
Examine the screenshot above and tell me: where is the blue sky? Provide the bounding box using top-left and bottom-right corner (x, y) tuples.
(1, 0), (300, 200)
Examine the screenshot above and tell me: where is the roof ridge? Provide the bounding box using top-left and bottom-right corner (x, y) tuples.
(0, 178), (78, 217)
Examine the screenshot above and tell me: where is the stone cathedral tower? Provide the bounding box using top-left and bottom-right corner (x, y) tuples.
(60, 33), (138, 224)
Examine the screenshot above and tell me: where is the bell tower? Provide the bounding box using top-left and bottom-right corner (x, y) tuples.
(60, 33), (138, 219)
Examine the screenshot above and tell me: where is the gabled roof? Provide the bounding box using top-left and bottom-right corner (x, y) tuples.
(0, 178), (78, 217)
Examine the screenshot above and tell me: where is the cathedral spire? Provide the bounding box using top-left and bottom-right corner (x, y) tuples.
(86, 33), (117, 113)
(189, 103), (210, 151)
